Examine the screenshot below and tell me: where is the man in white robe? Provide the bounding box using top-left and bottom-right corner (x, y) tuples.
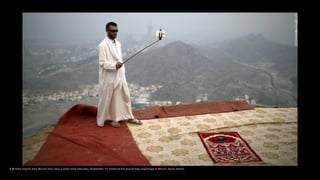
(97, 21), (142, 128)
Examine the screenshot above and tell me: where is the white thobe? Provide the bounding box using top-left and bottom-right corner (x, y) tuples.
(96, 38), (135, 127)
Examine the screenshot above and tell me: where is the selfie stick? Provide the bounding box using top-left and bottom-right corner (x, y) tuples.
(123, 29), (165, 64)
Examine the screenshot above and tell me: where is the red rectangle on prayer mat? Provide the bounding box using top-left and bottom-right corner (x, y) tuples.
(198, 131), (262, 164)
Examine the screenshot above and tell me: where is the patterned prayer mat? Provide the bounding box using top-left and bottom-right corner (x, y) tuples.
(128, 108), (297, 166)
(198, 131), (262, 164)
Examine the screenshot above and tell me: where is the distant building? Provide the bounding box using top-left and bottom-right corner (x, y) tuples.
(195, 93), (208, 102)
(250, 99), (256, 105)
(134, 98), (149, 104)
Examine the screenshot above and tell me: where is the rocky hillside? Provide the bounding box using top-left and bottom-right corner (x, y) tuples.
(23, 34), (297, 107)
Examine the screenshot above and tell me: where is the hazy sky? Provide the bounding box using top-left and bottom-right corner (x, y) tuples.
(23, 13), (297, 46)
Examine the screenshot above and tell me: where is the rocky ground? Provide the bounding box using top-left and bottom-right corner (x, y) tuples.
(22, 125), (54, 165)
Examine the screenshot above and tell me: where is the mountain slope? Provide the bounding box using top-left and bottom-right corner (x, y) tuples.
(125, 38), (297, 107)
(23, 35), (297, 107)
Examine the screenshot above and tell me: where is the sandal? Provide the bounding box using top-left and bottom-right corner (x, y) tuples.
(109, 121), (120, 128)
(127, 119), (143, 125)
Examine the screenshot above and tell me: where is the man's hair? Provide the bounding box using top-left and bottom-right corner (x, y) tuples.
(106, 22), (117, 31)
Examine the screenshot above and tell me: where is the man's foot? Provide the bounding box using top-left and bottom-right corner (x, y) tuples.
(109, 121), (120, 128)
(127, 119), (143, 125)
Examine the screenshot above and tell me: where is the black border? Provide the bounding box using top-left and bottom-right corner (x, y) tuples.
(11, 0), (307, 177)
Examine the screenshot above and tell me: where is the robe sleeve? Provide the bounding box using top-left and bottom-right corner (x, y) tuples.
(98, 45), (117, 70)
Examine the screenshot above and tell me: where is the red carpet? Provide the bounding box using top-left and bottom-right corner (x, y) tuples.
(25, 100), (253, 166)
(25, 104), (150, 166)
(198, 131), (262, 164)
(133, 100), (253, 120)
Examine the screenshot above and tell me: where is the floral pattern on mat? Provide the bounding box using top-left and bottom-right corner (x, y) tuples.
(198, 131), (262, 164)
(127, 108), (297, 166)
